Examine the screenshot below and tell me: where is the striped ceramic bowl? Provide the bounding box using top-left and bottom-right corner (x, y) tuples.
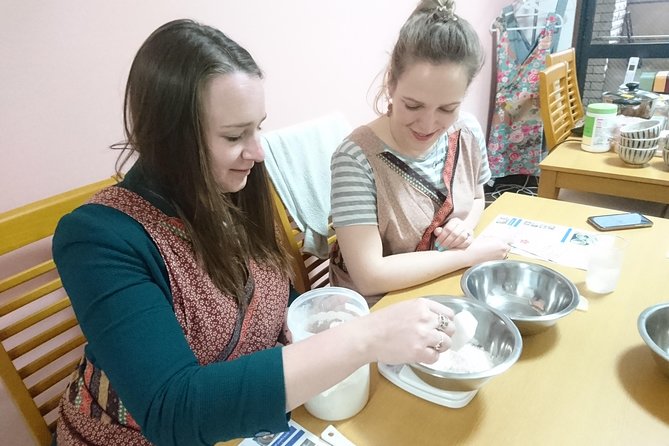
(619, 120), (662, 140)
(619, 136), (660, 149)
(618, 145), (657, 166)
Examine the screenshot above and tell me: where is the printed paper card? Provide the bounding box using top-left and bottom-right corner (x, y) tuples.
(239, 420), (327, 446)
(479, 214), (608, 270)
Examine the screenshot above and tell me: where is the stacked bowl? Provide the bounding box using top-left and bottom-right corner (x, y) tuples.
(661, 130), (669, 168)
(617, 120), (662, 166)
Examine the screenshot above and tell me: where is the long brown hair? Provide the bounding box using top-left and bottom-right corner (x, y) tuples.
(116, 19), (290, 305)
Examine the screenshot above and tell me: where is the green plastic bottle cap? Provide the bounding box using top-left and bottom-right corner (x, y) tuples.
(586, 103), (618, 115)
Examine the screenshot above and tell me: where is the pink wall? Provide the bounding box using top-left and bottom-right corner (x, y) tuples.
(0, 0), (509, 213)
(0, 1), (509, 444)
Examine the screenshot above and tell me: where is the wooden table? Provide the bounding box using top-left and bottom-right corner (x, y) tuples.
(538, 138), (669, 205)
(284, 193), (669, 445)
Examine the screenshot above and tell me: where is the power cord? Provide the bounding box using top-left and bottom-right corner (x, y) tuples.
(486, 175), (538, 206)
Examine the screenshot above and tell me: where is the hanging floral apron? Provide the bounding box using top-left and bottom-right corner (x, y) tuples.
(487, 12), (561, 178)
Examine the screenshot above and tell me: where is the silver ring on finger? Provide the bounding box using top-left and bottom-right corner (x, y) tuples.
(437, 313), (450, 332)
(433, 331), (444, 351)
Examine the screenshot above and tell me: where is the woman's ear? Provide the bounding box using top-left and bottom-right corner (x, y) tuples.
(387, 77), (397, 98)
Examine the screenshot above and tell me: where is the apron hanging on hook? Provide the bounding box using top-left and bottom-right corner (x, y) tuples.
(490, 1), (567, 54)
(486, 1), (564, 179)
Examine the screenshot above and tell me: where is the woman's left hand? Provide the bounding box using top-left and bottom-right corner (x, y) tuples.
(433, 218), (473, 251)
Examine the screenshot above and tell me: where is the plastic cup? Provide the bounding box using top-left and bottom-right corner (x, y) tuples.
(586, 235), (627, 294)
(286, 287), (370, 421)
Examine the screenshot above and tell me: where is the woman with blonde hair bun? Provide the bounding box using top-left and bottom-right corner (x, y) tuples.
(330, 0), (510, 305)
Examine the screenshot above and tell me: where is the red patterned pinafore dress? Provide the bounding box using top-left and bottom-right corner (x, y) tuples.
(56, 186), (289, 445)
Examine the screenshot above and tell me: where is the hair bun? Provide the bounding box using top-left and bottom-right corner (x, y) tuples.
(434, 0), (457, 22)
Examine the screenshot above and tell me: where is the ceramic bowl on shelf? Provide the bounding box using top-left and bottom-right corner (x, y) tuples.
(619, 119), (662, 140)
(460, 260), (579, 336)
(618, 145), (657, 166)
(408, 296), (522, 392)
(638, 302), (669, 377)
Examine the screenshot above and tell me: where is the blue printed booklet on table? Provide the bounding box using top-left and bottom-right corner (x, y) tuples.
(239, 420), (326, 446)
(480, 214), (609, 270)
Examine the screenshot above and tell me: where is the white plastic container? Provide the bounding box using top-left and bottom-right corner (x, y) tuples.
(581, 103), (618, 152)
(286, 287), (370, 421)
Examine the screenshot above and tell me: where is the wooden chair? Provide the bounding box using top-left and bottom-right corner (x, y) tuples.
(0, 177), (116, 445)
(539, 61), (575, 150)
(269, 182), (336, 294)
(546, 48), (585, 124)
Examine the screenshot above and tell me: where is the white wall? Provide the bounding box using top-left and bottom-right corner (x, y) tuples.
(542, 0), (578, 52)
(0, 1), (512, 444)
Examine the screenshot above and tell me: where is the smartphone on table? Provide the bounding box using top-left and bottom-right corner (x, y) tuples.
(586, 212), (654, 231)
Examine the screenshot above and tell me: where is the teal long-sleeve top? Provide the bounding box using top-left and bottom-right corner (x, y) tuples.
(53, 169), (296, 445)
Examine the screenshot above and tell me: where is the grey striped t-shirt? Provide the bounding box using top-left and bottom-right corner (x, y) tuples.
(331, 113), (490, 227)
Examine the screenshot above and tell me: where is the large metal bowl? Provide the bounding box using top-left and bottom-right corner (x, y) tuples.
(409, 296), (522, 392)
(638, 302), (669, 377)
(460, 260), (579, 336)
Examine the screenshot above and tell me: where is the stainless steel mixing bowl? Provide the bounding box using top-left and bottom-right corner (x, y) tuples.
(638, 302), (669, 377)
(409, 296), (522, 392)
(460, 260), (579, 335)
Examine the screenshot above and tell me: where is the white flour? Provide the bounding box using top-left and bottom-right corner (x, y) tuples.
(306, 309), (357, 333)
(428, 344), (494, 373)
(450, 310), (478, 351)
(300, 308), (369, 420)
(305, 365), (370, 421)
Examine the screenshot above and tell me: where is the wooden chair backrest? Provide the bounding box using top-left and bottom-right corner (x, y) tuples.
(539, 62), (575, 151)
(546, 48), (585, 123)
(269, 182), (336, 294)
(0, 177), (116, 445)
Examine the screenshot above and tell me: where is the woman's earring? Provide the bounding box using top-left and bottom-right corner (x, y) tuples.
(386, 102), (393, 117)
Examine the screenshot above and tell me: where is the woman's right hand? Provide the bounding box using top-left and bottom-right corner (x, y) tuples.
(360, 298), (455, 365)
(464, 235), (510, 265)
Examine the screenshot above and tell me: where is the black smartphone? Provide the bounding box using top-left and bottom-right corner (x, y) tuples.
(586, 212), (654, 231)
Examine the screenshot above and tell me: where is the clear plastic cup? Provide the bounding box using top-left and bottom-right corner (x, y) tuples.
(286, 287), (370, 420)
(586, 235), (627, 294)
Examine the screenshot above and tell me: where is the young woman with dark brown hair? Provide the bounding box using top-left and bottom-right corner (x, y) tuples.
(52, 19), (455, 446)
